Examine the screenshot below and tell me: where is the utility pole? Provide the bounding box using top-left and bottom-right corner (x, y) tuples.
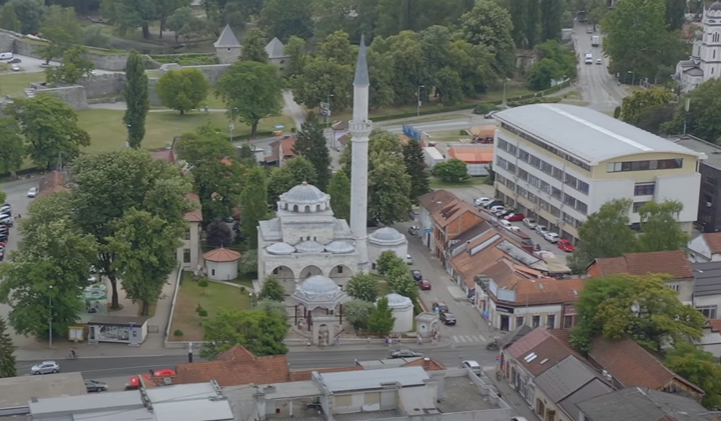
(416, 85), (424, 116)
(48, 285), (53, 348)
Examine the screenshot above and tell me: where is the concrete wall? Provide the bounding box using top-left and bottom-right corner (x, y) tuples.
(79, 73), (126, 98)
(184, 64), (232, 84)
(216, 46), (241, 64)
(27, 85), (88, 110)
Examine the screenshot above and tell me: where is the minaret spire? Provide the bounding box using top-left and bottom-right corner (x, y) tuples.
(349, 35), (372, 273)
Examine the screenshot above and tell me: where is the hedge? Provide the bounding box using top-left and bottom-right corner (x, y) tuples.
(150, 54), (218, 66)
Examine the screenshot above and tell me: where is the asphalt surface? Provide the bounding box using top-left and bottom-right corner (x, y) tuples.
(0, 54), (117, 75)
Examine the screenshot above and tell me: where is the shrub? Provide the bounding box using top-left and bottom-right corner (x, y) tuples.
(196, 303), (204, 314)
(506, 96), (562, 107)
(173, 329), (184, 337)
(198, 309), (208, 317)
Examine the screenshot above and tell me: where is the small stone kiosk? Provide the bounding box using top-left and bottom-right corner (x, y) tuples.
(87, 316), (149, 345)
(415, 312), (440, 339)
(203, 248), (242, 281)
(383, 293), (414, 333)
(292, 275), (349, 345)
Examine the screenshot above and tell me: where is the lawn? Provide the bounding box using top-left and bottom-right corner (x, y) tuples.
(429, 176), (488, 189)
(78, 109), (293, 153)
(0, 72), (46, 96)
(169, 272), (251, 342)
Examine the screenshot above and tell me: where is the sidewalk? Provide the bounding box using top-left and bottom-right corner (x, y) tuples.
(484, 369), (540, 421)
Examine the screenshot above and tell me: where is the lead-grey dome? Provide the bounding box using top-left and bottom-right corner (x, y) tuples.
(296, 240), (325, 253)
(711, 1), (721, 10)
(369, 227), (405, 244)
(292, 275), (349, 310)
(282, 182), (327, 204)
(325, 241), (355, 254)
(298, 275), (340, 295)
(266, 242), (296, 255)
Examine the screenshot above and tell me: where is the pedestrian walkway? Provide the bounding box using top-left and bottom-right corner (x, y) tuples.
(452, 334), (487, 344)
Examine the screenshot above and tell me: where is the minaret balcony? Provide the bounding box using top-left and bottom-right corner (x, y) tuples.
(349, 120), (373, 136)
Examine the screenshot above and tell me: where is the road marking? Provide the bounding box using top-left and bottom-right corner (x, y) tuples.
(452, 334), (488, 343)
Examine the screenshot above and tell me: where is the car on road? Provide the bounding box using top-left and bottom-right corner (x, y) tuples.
(522, 218), (537, 228)
(504, 213), (524, 222)
(535, 225), (548, 236)
(596, 59), (602, 65)
(432, 301), (449, 313)
(31, 361), (60, 375)
(406, 254), (413, 265)
(586, 27), (593, 33)
(461, 360), (482, 375)
(8, 58), (21, 63)
(411, 270), (422, 281)
(11, 65), (19, 72)
(27, 187), (38, 198)
(440, 312), (457, 325)
(499, 220), (513, 230)
(85, 379), (108, 392)
(126, 368), (176, 390)
(544, 232), (560, 243)
(557, 239), (575, 252)
(511, 418), (529, 421)
(389, 349), (423, 359)
(418, 279), (431, 290)
(474, 197), (492, 207)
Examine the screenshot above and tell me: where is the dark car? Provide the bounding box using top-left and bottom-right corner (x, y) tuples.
(411, 270), (422, 282)
(484, 200), (503, 209)
(389, 349), (423, 359)
(432, 301), (449, 313)
(7, 58), (20, 64)
(85, 379), (108, 392)
(440, 312), (457, 325)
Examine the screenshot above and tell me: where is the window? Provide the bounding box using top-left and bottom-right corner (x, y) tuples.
(508, 143), (518, 156)
(532, 316), (540, 328)
(183, 249), (191, 263)
(518, 168), (529, 181)
(697, 305), (717, 319)
(634, 182), (655, 196)
(508, 162), (517, 175)
(530, 156), (541, 169)
(550, 206), (561, 217)
(529, 175), (541, 189)
(633, 201), (649, 213)
(563, 212), (575, 225)
(564, 315), (574, 328)
(539, 200), (550, 211)
(576, 201), (588, 214)
(551, 187), (562, 200)
(540, 181), (551, 194)
(336, 265), (344, 274)
(668, 283), (680, 293)
(273, 267), (279, 274)
(607, 159), (683, 172)
(563, 193), (577, 207)
(577, 181), (589, 194)
(541, 161), (553, 175)
(552, 167), (564, 181)
(516, 316), (525, 328)
(564, 173), (578, 189)
(546, 315), (556, 329)
(496, 156), (509, 169)
(519, 149), (530, 162)
(185, 229), (191, 240)
(497, 138), (508, 151)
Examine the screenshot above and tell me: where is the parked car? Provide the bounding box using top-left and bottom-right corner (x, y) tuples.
(535, 225), (548, 236)
(522, 218), (537, 229)
(411, 270), (422, 281)
(27, 187), (38, 198)
(432, 301), (449, 313)
(499, 220), (513, 229)
(506, 225), (521, 232)
(8, 58), (20, 63)
(418, 279), (431, 290)
(505, 213), (525, 222)
(440, 312), (457, 325)
(0, 215), (13, 227)
(406, 254), (413, 265)
(390, 349), (423, 359)
(461, 360), (482, 375)
(489, 205), (505, 213)
(0, 204), (11, 214)
(31, 361), (60, 375)
(596, 58), (602, 65)
(85, 379), (108, 392)
(484, 200), (503, 209)
(557, 239), (575, 252)
(126, 368), (176, 390)
(474, 197), (492, 207)
(10, 65), (19, 72)
(544, 232), (560, 243)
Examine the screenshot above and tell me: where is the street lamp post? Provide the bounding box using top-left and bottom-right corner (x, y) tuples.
(48, 285), (53, 348)
(416, 85), (424, 117)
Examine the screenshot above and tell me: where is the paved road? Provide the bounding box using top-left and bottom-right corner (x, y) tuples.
(1, 54), (117, 75)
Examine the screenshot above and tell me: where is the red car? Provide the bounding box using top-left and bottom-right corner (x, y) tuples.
(419, 279), (432, 290)
(504, 213), (525, 222)
(557, 239), (575, 252)
(125, 368), (176, 390)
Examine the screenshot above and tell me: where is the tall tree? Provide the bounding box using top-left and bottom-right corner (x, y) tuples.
(4, 95), (90, 171)
(0, 3), (22, 32)
(206, 220), (233, 247)
(215, 61), (282, 137)
(242, 28), (269, 63)
(267, 157), (317, 205)
(368, 157), (411, 225)
(201, 309), (289, 359)
(156, 68), (210, 115)
(0, 117), (24, 176)
(37, 5), (81, 63)
(539, 0), (562, 42)
(665, 0), (686, 31)
(259, 0), (313, 42)
(327, 170), (351, 221)
(665, 343), (721, 409)
(402, 139), (430, 203)
(637, 200), (689, 252)
(101, 0), (157, 39)
(366, 296), (395, 335)
(525, 0), (541, 48)
(0, 316), (16, 378)
(124, 50), (149, 149)
(293, 112), (331, 191)
(9, 0), (44, 34)
(460, 0), (516, 76)
(284, 35), (308, 78)
(570, 274), (705, 353)
(346, 273), (380, 302)
(166, 7), (208, 43)
(567, 199), (637, 273)
(258, 275), (285, 301)
(45, 45), (96, 85)
(292, 56), (354, 111)
(156, 0), (190, 39)
(664, 79), (721, 142)
(620, 87), (672, 126)
(240, 167), (268, 248)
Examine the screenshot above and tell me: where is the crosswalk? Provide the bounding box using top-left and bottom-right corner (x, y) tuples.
(452, 334), (488, 343)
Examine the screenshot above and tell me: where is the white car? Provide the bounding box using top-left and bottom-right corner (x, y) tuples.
(474, 197), (492, 207)
(31, 361), (60, 375)
(544, 232), (560, 243)
(461, 360), (482, 375)
(490, 205), (505, 214)
(499, 220), (512, 229)
(535, 225), (548, 236)
(406, 254), (413, 265)
(27, 187), (38, 198)
(10, 65), (19, 72)
(506, 225), (521, 232)
(522, 218), (537, 229)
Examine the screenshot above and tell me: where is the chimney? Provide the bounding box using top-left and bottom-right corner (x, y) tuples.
(422, 357), (431, 370)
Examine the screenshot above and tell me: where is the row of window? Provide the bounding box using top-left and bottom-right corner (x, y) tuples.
(513, 183), (584, 227)
(634, 182), (655, 196)
(499, 123), (592, 171)
(497, 138), (590, 195)
(606, 159), (683, 173)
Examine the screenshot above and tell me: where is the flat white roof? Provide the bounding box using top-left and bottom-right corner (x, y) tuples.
(495, 104), (705, 165)
(316, 366), (429, 392)
(423, 147), (444, 159)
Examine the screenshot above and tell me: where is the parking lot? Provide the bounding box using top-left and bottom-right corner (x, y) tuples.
(0, 53), (117, 75)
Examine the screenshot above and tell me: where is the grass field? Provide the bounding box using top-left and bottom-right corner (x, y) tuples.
(169, 272), (251, 342)
(0, 72), (45, 96)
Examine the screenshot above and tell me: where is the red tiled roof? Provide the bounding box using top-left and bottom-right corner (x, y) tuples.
(37, 171), (68, 197)
(507, 328), (582, 377)
(710, 319), (721, 332)
(701, 232), (721, 254)
(506, 327), (553, 359)
(486, 260), (585, 306)
(418, 190), (459, 215)
(589, 251), (693, 279)
(448, 145), (493, 163)
(266, 136), (296, 163)
(203, 247), (241, 262)
(174, 345), (290, 387)
(183, 193), (202, 222)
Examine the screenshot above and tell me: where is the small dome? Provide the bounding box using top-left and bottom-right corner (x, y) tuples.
(325, 241), (355, 254)
(266, 242), (296, 255)
(369, 227), (405, 244)
(383, 293), (413, 308)
(296, 240), (325, 253)
(298, 275), (340, 296)
(281, 182), (327, 204)
(710, 1), (721, 11)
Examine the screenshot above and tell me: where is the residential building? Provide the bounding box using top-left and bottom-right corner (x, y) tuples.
(672, 135), (721, 232)
(698, 319), (721, 359)
(577, 387), (717, 421)
(587, 250), (695, 304)
(532, 356), (613, 421)
(493, 104), (704, 244)
(689, 232), (721, 261)
(36, 171), (68, 198)
(417, 190), (460, 249)
(264, 136), (296, 166)
(447, 144), (493, 176)
(179, 193), (203, 270)
(691, 260), (721, 319)
(674, 2), (721, 93)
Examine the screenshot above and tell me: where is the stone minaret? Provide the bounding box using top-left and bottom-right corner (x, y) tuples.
(349, 36), (372, 273)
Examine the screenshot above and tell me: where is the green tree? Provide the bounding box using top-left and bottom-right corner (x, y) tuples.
(242, 28), (269, 63)
(525, 0), (541, 47)
(369, 156), (411, 226)
(124, 50), (149, 149)
(664, 79), (721, 142)
(259, 275), (285, 302)
(0, 117), (24, 176)
(366, 296), (395, 335)
(402, 140), (430, 204)
(343, 299), (375, 331)
(9, 0), (44, 34)
(567, 199), (637, 273)
(327, 170), (351, 221)
(157, 68), (210, 114)
(0, 190), (5, 205)
(267, 157), (317, 205)
(108, 208), (183, 316)
(665, 0), (687, 31)
(37, 5), (81, 64)
(254, 299), (287, 320)
(387, 270), (419, 303)
(240, 167), (268, 248)
(637, 201), (690, 252)
(81, 25), (112, 49)
(460, 0), (516, 76)
(526, 58), (563, 90)
(0, 3), (22, 32)
(206, 220), (232, 247)
(101, 0), (157, 39)
(539, 0), (562, 41)
(71, 149), (193, 309)
(292, 56), (354, 111)
(293, 112), (331, 190)
(369, 31), (424, 105)
(664, 343), (721, 409)
(46, 45), (96, 85)
(237, 249), (258, 278)
(166, 7), (208, 43)
(259, 0), (313, 42)
(432, 159), (469, 183)
(507, 0), (530, 48)
(216, 61), (282, 137)
(620, 87), (672, 126)
(376, 250), (401, 275)
(201, 309), (289, 359)
(4, 95), (90, 171)
(155, 0), (190, 39)
(570, 274), (705, 353)
(284, 35), (308, 78)
(0, 316), (16, 378)
(346, 273), (380, 302)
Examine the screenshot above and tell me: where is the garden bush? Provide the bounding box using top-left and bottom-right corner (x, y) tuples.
(151, 54), (218, 66)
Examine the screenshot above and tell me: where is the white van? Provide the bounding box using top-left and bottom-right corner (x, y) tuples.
(0, 52), (13, 60)
(584, 53), (593, 64)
